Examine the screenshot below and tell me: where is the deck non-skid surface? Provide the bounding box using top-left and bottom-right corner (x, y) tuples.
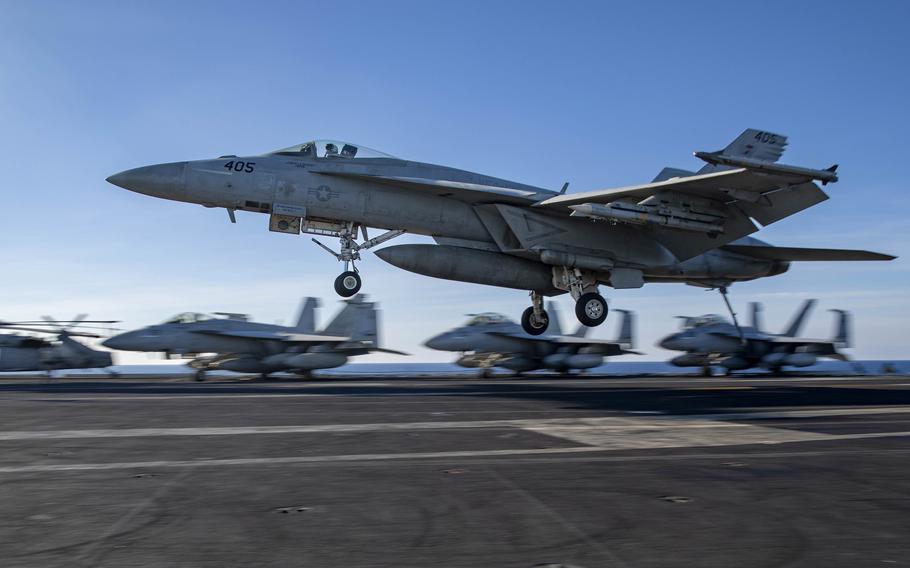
(0, 374), (909, 567)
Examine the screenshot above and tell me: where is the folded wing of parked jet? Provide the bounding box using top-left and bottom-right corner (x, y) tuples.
(487, 309), (638, 355)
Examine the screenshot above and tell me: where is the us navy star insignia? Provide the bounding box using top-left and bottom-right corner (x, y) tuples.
(308, 185), (340, 202)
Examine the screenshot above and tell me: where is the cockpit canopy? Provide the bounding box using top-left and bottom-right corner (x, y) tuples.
(465, 313), (512, 326)
(269, 140), (396, 159)
(688, 314), (728, 328)
(161, 312), (213, 325)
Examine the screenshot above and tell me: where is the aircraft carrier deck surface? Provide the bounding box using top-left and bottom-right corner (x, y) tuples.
(1, 374), (909, 567)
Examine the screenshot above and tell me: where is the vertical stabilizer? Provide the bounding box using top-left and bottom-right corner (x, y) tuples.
(294, 298), (320, 333)
(750, 302), (763, 331)
(571, 324), (590, 338)
(614, 309), (635, 348)
(781, 299), (816, 337)
(321, 295), (378, 346)
(546, 301), (563, 336)
(830, 309), (851, 348)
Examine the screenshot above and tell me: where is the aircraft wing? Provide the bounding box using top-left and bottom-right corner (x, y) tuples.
(311, 171), (545, 205)
(707, 332), (842, 355)
(768, 337), (839, 352)
(486, 332), (634, 356)
(192, 330), (350, 343)
(538, 168), (829, 222)
(537, 168), (830, 260)
(722, 245), (896, 261)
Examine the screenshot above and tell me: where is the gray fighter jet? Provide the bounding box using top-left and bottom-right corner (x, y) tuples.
(103, 296), (404, 380)
(424, 304), (636, 375)
(658, 300), (852, 375)
(0, 316), (115, 373)
(107, 129), (894, 334)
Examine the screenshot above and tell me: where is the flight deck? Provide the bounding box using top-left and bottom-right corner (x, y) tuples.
(1, 374), (909, 567)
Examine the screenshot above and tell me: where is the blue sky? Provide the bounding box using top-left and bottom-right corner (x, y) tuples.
(1, 1), (908, 362)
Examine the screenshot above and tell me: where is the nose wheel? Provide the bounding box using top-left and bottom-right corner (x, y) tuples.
(575, 292), (608, 327)
(311, 223), (406, 298)
(334, 271), (362, 297)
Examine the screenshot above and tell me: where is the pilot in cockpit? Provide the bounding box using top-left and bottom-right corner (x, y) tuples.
(324, 143), (339, 157)
(341, 144), (358, 158)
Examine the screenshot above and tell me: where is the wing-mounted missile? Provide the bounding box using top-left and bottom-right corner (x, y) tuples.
(569, 201), (726, 235)
(694, 151), (839, 185)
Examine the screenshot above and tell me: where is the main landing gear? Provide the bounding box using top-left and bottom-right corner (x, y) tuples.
(520, 267), (609, 335)
(312, 223), (405, 298)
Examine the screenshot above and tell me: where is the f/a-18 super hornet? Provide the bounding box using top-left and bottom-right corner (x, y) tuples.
(103, 296), (404, 380)
(107, 129), (895, 335)
(424, 304), (636, 375)
(658, 299), (853, 375)
(0, 316), (116, 373)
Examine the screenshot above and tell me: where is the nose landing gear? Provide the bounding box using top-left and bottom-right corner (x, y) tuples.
(521, 291), (550, 335)
(334, 271), (362, 297)
(311, 223), (405, 297)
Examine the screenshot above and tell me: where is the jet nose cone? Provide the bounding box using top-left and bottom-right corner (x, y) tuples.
(658, 335), (681, 351)
(106, 162), (187, 199)
(423, 335), (445, 350)
(424, 333), (456, 351)
(102, 333), (135, 351)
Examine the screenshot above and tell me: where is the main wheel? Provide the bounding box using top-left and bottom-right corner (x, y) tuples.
(575, 292), (608, 327)
(521, 306), (549, 335)
(334, 271), (362, 297)
(193, 369), (206, 382)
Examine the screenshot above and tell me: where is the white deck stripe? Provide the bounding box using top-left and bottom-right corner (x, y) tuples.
(0, 417), (751, 441)
(0, 446), (606, 473)
(1, 431), (909, 474)
(2, 407), (910, 441)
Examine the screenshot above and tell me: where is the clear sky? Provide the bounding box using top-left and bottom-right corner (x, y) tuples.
(1, 0), (908, 363)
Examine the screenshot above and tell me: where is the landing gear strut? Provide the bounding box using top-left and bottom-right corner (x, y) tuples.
(552, 267), (608, 327)
(717, 286), (745, 344)
(521, 291), (550, 335)
(312, 223), (405, 298)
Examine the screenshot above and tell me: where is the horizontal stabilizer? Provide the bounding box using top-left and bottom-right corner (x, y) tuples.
(723, 245), (896, 261)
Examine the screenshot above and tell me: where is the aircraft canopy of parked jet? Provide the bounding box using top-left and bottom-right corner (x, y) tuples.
(268, 140), (396, 160)
(688, 315), (727, 328)
(161, 312), (215, 324)
(466, 313), (512, 326)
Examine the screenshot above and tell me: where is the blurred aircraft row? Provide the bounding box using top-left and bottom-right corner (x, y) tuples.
(1, 297), (856, 378)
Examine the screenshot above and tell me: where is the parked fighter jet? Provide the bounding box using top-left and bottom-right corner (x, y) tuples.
(107, 129), (894, 334)
(0, 316), (115, 373)
(103, 296), (403, 380)
(658, 300), (852, 375)
(424, 304), (636, 375)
